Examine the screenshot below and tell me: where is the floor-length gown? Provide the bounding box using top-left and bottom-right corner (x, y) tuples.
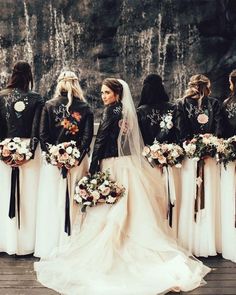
(220, 161), (236, 262)
(35, 156), (210, 295)
(178, 158), (221, 257)
(34, 156), (89, 258)
(0, 145), (41, 255)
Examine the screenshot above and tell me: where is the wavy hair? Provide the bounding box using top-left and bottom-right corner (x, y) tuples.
(54, 71), (85, 112)
(183, 74), (211, 107)
(102, 78), (123, 100)
(229, 69), (236, 100)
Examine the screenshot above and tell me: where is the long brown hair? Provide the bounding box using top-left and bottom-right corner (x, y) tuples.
(102, 78), (123, 100)
(229, 69), (236, 101)
(183, 74), (211, 107)
(6, 61), (33, 92)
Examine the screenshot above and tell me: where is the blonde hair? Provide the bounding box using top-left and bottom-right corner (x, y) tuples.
(54, 71), (85, 112)
(183, 74), (211, 107)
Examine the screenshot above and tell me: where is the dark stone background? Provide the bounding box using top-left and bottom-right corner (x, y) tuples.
(0, 0), (236, 118)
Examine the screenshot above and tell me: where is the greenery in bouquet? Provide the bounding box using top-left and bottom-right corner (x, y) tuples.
(74, 170), (126, 212)
(215, 135), (236, 167)
(43, 140), (80, 169)
(0, 137), (32, 165)
(183, 133), (219, 160)
(142, 139), (184, 168)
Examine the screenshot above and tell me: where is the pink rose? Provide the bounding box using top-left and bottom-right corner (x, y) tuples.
(197, 113), (209, 124)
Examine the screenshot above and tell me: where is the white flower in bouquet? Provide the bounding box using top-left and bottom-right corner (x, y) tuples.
(0, 138), (11, 145)
(91, 190), (100, 200)
(13, 137), (21, 143)
(49, 145), (59, 155)
(79, 189), (88, 198)
(106, 195), (117, 204)
(142, 146), (151, 157)
(7, 142), (17, 150)
(78, 176), (89, 185)
(74, 194), (82, 203)
(66, 146), (73, 154)
(103, 180), (109, 186)
(193, 157), (200, 161)
(91, 179), (97, 185)
(158, 155), (167, 164)
(18, 146), (29, 154)
(171, 149), (179, 158)
(164, 115), (172, 122)
(75, 186), (80, 194)
(100, 186), (111, 196)
(73, 149), (80, 157)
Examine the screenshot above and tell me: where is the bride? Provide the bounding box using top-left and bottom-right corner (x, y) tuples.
(35, 78), (210, 295)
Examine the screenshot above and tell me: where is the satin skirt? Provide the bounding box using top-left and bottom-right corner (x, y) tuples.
(34, 156), (89, 258)
(220, 162), (236, 262)
(35, 156), (210, 295)
(178, 158), (221, 257)
(0, 146), (41, 255)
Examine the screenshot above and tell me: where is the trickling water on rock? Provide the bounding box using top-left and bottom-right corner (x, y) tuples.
(0, 0), (236, 116)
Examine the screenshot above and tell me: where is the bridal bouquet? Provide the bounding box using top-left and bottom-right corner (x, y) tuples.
(0, 137), (32, 165)
(74, 170), (126, 212)
(142, 140), (184, 168)
(215, 135), (236, 167)
(183, 133), (219, 160)
(43, 140), (80, 169)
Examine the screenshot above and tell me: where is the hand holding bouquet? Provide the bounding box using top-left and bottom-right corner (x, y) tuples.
(0, 137), (32, 167)
(74, 170), (126, 212)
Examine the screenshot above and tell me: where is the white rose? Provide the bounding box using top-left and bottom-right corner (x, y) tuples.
(91, 179), (97, 185)
(91, 190), (100, 200)
(74, 194), (83, 203)
(66, 146), (73, 154)
(164, 115), (172, 122)
(14, 101), (25, 112)
(13, 137), (21, 143)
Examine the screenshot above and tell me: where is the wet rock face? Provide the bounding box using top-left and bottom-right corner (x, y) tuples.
(0, 0), (236, 114)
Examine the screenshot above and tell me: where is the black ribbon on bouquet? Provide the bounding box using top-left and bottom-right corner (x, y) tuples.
(166, 167), (174, 228)
(61, 166), (71, 236)
(194, 159), (205, 222)
(8, 167), (21, 229)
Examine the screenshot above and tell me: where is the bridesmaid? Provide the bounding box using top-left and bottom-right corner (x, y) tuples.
(34, 71), (93, 258)
(0, 61), (44, 255)
(177, 74), (223, 257)
(220, 69), (236, 262)
(137, 74), (179, 237)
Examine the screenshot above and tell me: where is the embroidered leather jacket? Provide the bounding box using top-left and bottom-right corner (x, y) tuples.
(176, 96), (223, 142)
(89, 101), (122, 174)
(39, 95), (94, 157)
(222, 97), (236, 138)
(137, 102), (178, 145)
(0, 88), (44, 156)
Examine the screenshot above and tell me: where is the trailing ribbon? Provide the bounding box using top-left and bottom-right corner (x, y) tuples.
(61, 167), (71, 236)
(194, 159), (205, 222)
(165, 167), (175, 228)
(8, 167), (20, 229)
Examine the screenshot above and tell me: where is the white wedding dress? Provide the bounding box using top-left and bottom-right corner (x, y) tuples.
(35, 156), (210, 295)
(35, 79), (210, 294)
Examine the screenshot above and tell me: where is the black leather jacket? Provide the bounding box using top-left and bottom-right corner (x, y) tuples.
(89, 101), (122, 174)
(0, 88), (44, 156)
(40, 95), (94, 157)
(222, 97), (236, 138)
(137, 102), (178, 145)
(176, 96), (223, 142)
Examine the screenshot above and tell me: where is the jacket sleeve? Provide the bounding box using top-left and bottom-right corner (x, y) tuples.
(212, 99), (223, 138)
(29, 96), (45, 158)
(39, 104), (51, 152)
(136, 108), (147, 144)
(89, 108), (113, 174)
(78, 110), (94, 165)
(175, 100), (191, 143)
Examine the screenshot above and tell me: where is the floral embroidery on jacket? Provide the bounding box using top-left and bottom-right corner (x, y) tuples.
(225, 102), (236, 119)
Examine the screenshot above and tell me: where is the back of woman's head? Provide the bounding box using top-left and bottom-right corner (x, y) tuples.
(138, 74), (169, 107)
(184, 74), (211, 102)
(54, 70), (85, 112)
(6, 61), (33, 92)
(102, 78), (123, 100)
(229, 69), (236, 95)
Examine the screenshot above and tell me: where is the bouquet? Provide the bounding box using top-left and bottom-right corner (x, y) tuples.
(74, 170), (126, 212)
(43, 140), (80, 169)
(142, 140), (184, 168)
(0, 137), (32, 165)
(215, 135), (236, 167)
(183, 133), (219, 160)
